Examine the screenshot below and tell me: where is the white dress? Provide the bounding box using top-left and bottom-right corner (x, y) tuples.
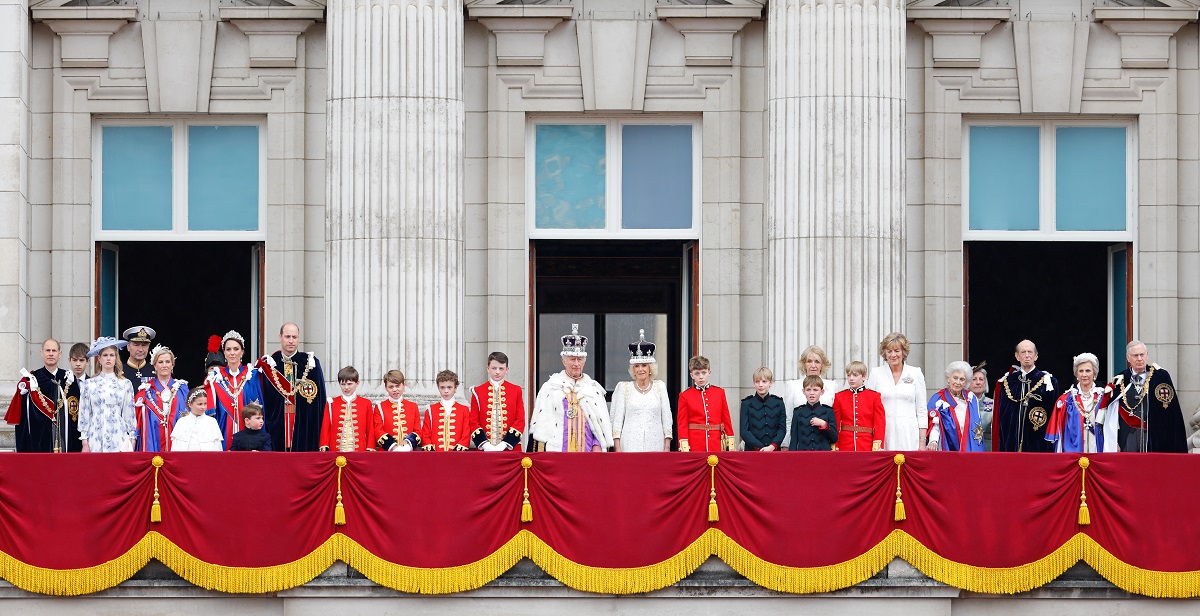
(78, 372), (136, 453)
(610, 380), (672, 452)
(171, 413), (225, 451)
(776, 377), (838, 450)
(866, 364), (927, 451)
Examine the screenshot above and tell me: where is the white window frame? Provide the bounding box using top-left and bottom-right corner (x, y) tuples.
(961, 118), (1137, 242)
(93, 117), (267, 241)
(526, 116), (702, 240)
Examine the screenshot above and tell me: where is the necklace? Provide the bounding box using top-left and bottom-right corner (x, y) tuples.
(1002, 372), (1049, 404)
(633, 380), (653, 395)
(1119, 366), (1154, 412)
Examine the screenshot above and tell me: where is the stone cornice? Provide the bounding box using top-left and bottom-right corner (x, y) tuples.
(1094, 9), (1193, 69)
(469, 5), (573, 66)
(658, 4), (761, 67)
(910, 7), (1010, 69)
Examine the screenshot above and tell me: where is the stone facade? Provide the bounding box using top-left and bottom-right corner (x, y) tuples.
(0, 0), (1198, 441)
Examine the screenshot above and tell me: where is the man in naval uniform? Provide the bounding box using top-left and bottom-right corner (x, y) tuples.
(5, 339), (79, 452)
(1103, 340), (1188, 452)
(992, 339), (1058, 452)
(121, 326), (156, 387)
(530, 324), (613, 452)
(256, 322), (327, 452)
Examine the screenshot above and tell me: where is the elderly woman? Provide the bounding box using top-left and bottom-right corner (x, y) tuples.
(1046, 353), (1111, 453)
(969, 364), (994, 451)
(925, 361), (985, 452)
(79, 337), (137, 453)
(866, 333), (927, 451)
(778, 345), (839, 449)
(134, 345), (190, 452)
(205, 331), (263, 449)
(610, 330), (672, 452)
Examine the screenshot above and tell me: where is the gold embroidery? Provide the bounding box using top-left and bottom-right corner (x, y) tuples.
(336, 402), (358, 452)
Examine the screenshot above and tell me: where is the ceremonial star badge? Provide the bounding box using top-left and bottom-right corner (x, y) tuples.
(972, 423), (984, 445)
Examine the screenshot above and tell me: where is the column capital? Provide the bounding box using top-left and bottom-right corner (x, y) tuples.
(1094, 8), (1192, 69)
(469, 4), (572, 66)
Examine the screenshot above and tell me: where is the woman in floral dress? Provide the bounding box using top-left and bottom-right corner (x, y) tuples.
(79, 337), (136, 453)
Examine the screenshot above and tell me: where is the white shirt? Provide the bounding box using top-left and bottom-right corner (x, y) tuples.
(171, 413), (224, 452)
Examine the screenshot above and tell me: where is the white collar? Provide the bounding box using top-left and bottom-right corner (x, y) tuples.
(341, 394), (357, 404)
(490, 378), (505, 387)
(388, 396), (403, 404)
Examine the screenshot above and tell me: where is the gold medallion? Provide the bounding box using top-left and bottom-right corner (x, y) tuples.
(66, 396), (79, 421)
(1155, 383), (1174, 409)
(297, 379), (319, 403)
(1028, 407), (1047, 431)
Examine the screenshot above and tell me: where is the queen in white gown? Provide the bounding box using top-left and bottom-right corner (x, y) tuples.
(610, 330), (673, 452)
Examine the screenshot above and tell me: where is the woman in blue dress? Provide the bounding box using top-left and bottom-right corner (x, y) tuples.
(204, 331), (263, 449)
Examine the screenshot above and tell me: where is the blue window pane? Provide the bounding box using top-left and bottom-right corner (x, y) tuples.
(188, 125), (260, 231)
(1056, 127), (1126, 231)
(969, 126), (1040, 231)
(101, 126), (173, 231)
(99, 247), (117, 338)
(1111, 247), (1128, 376)
(621, 125), (692, 229)
(535, 125), (606, 229)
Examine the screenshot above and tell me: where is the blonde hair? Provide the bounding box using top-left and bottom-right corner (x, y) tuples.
(752, 367), (773, 382)
(845, 361), (868, 377)
(797, 345), (831, 377)
(627, 362), (659, 379)
(878, 333), (910, 361)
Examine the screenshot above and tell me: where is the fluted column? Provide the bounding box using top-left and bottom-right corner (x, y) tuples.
(326, 0), (464, 398)
(765, 0), (906, 380)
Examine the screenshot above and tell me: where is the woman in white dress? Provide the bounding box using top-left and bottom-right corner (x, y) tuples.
(778, 345), (839, 449)
(866, 332), (927, 451)
(610, 330), (672, 452)
(79, 337), (137, 453)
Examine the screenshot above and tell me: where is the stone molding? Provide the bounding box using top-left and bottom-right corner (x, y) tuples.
(36, 9), (133, 69)
(1094, 9), (1193, 69)
(913, 17), (1008, 69)
(228, 19), (317, 68)
(657, 4), (761, 67)
(577, 19), (652, 111)
(470, 5), (573, 67)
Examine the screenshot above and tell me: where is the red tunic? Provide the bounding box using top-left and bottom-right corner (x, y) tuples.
(420, 400), (476, 451)
(374, 398), (421, 450)
(833, 387), (886, 451)
(320, 396), (376, 452)
(469, 380), (526, 450)
(676, 385), (733, 452)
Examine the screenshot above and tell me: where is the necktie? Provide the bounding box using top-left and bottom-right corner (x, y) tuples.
(1135, 374), (1144, 395)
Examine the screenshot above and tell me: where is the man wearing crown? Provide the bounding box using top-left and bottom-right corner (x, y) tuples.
(1102, 340), (1188, 452)
(530, 324), (613, 452)
(256, 322), (328, 452)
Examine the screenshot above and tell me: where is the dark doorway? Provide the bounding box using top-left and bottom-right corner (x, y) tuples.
(98, 241), (261, 386)
(534, 240), (689, 445)
(966, 241), (1117, 386)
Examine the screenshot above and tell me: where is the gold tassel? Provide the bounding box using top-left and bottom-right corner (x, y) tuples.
(707, 455), (719, 522)
(893, 454), (906, 522)
(150, 456), (164, 523)
(1077, 457), (1091, 526)
(334, 456), (347, 526)
(520, 457), (533, 523)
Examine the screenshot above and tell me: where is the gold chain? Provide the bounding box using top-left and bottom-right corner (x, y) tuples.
(1120, 366), (1154, 412)
(1002, 372), (1050, 404)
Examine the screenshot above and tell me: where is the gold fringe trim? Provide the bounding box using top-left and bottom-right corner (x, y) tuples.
(4, 531), (1200, 597)
(707, 455), (719, 523)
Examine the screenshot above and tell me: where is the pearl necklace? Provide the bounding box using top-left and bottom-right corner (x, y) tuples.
(633, 380), (653, 395)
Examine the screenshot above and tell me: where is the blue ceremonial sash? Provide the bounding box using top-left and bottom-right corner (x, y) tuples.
(929, 390), (984, 452)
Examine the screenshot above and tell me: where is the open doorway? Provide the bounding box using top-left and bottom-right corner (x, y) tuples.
(96, 241), (263, 385)
(532, 240), (691, 445)
(965, 241), (1131, 385)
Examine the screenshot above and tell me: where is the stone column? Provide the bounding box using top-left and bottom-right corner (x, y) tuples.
(325, 0), (464, 398)
(765, 0), (906, 380)
(0, 0), (32, 388)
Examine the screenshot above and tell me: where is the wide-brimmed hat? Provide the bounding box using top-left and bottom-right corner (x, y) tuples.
(87, 336), (128, 358)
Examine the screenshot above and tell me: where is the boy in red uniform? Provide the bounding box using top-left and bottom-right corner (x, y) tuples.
(319, 366), (376, 452)
(677, 355), (735, 452)
(375, 369), (422, 452)
(420, 370), (476, 451)
(833, 361), (886, 451)
(469, 352), (525, 451)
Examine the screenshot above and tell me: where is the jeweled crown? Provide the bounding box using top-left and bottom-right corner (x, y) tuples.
(628, 329), (656, 365)
(560, 323), (588, 358)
